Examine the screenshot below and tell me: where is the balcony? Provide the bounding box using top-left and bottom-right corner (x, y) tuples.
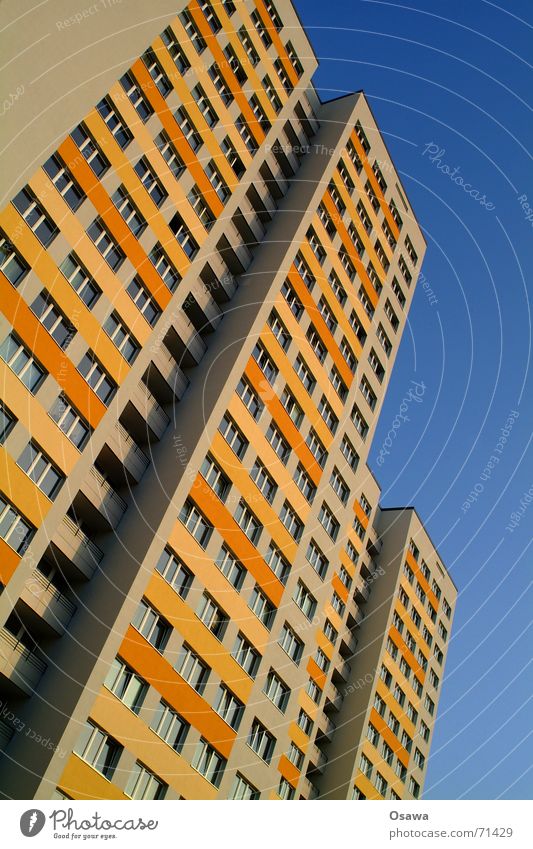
(200, 262), (238, 304)
(341, 628), (358, 654)
(78, 467), (127, 531)
(146, 346), (189, 404)
(367, 535), (382, 558)
(18, 569), (76, 636)
(105, 422), (150, 484)
(354, 578), (370, 604)
(300, 776), (319, 799)
(325, 680), (343, 712)
(125, 381), (170, 442)
(216, 225), (253, 274)
(317, 716), (336, 743)
(335, 658), (352, 683)
(0, 718), (14, 752)
(0, 628), (46, 697)
(51, 515), (103, 581)
(164, 311), (206, 368)
(185, 286), (223, 333)
(307, 743), (328, 774)
(349, 599), (364, 626)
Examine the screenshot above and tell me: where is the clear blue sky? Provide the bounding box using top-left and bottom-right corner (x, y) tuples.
(294, 0), (533, 800)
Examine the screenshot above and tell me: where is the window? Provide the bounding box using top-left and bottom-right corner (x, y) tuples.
(294, 464), (316, 503)
(347, 139), (363, 172)
(307, 228), (326, 265)
(219, 413), (248, 459)
(330, 367), (348, 401)
(407, 702), (418, 723)
(409, 777), (420, 799)
(340, 337), (358, 373)
(197, 593), (229, 640)
(249, 584), (275, 629)
(192, 740), (226, 788)
(97, 97), (132, 148)
(375, 772), (388, 796)
(443, 598), (452, 618)
(267, 423), (290, 465)
(215, 546), (246, 590)
(249, 94), (271, 132)
(215, 685), (244, 731)
(380, 665), (392, 687)
(331, 592), (345, 616)
(156, 132), (185, 180)
(295, 251), (315, 290)
(329, 270), (347, 306)
(0, 404), (15, 445)
(293, 580), (317, 620)
(265, 0), (283, 31)
(71, 123), (109, 176)
(237, 377), (264, 421)
(356, 200), (372, 235)
(387, 637), (398, 661)
(280, 500), (303, 542)
(201, 454), (231, 502)
(142, 48), (172, 97)
(251, 9), (272, 46)
(87, 219), (124, 271)
(360, 376), (377, 411)
(279, 778), (295, 800)
(170, 212), (199, 258)
(230, 774), (259, 800)
(297, 709), (313, 735)
(104, 657), (147, 714)
(377, 323), (392, 357)
(31, 291), (75, 350)
(264, 670), (290, 712)
(179, 499), (213, 549)
(205, 160), (230, 203)
(236, 114), (257, 154)
(319, 503), (340, 541)
(43, 155), (84, 210)
(368, 349), (385, 383)
(235, 499), (262, 545)
(238, 27), (260, 66)
(251, 460), (277, 504)
(132, 600), (171, 652)
(438, 621), (449, 641)
(126, 276), (160, 326)
(294, 355), (315, 393)
(434, 644), (444, 665)
(387, 712), (400, 736)
(346, 540), (359, 565)
(155, 548), (193, 598)
(103, 312), (138, 363)
(60, 253), (100, 307)
(358, 288), (374, 321)
(221, 136), (245, 177)
(341, 435), (359, 472)
(279, 622), (303, 664)
(394, 684), (406, 707)
(374, 693), (386, 716)
(432, 578), (442, 600)
(0, 494), (34, 553)
(330, 468), (349, 505)
(74, 722), (121, 779)
(151, 700), (189, 753)
(17, 441), (63, 499)
(318, 396), (338, 434)
(175, 106), (202, 152)
(399, 255), (412, 287)
(359, 754), (373, 779)
(162, 26), (190, 73)
(0, 232), (29, 285)
(318, 298), (337, 332)
(269, 311), (291, 353)
(420, 720), (430, 743)
(232, 632), (261, 678)
(78, 352), (116, 404)
(192, 84), (218, 127)
(265, 544), (291, 584)
(306, 428), (327, 468)
(126, 763), (167, 800)
(329, 182), (346, 216)
(402, 730), (413, 752)
(149, 243), (181, 292)
(120, 71), (152, 121)
(385, 298), (399, 332)
(208, 65), (233, 106)
(12, 188), (57, 246)
(0, 334), (45, 393)
(134, 157), (167, 209)
(306, 678), (322, 704)
(287, 742), (304, 769)
(262, 74), (282, 112)
(176, 644), (210, 694)
(252, 341), (278, 384)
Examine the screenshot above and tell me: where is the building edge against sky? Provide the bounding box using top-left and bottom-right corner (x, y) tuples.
(0, 0), (456, 800)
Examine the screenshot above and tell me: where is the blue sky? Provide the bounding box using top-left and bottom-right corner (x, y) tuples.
(294, 0), (533, 799)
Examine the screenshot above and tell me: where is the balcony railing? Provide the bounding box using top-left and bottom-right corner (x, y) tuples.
(83, 467), (127, 529)
(130, 381), (169, 440)
(20, 569), (76, 634)
(53, 515), (103, 580)
(111, 422), (150, 482)
(0, 629), (46, 696)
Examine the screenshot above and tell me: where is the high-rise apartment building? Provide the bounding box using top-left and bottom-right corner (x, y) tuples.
(0, 0), (456, 801)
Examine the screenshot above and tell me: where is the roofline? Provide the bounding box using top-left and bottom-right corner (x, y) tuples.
(379, 506), (458, 592)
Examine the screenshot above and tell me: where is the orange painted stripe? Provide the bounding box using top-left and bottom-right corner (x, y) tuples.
(322, 191), (379, 309)
(389, 626), (427, 684)
(244, 358), (323, 486)
(306, 657), (327, 690)
(354, 500), (370, 529)
(332, 573), (349, 604)
(0, 539), (21, 586)
(278, 753), (300, 787)
(255, 0), (300, 88)
(188, 1), (267, 148)
(119, 624), (236, 757)
(57, 136), (176, 303)
(0, 273), (106, 428)
(190, 473), (285, 607)
(348, 129), (399, 238)
(369, 707), (410, 768)
(287, 265), (354, 389)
